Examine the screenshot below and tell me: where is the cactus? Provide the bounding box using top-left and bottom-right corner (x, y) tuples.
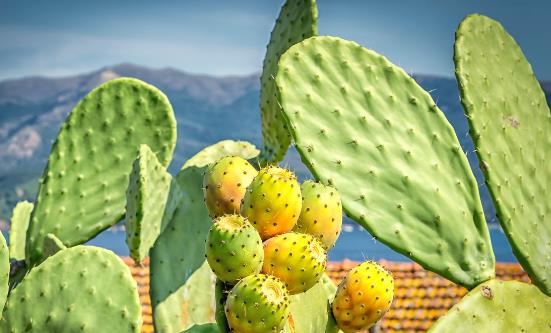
(225, 273), (290, 333)
(41, 233), (67, 259)
(0, 232), (8, 313)
(274, 35), (495, 289)
(150, 140), (259, 333)
(206, 214), (264, 283)
(428, 279), (551, 332)
(125, 144), (174, 263)
(332, 261), (394, 332)
(262, 232), (327, 295)
(26, 78), (177, 264)
(241, 166), (302, 240)
(0, 246), (142, 332)
(8, 201), (33, 261)
(454, 14), (551, 296)
(203, 156), (258, 218)
(259, 0), (318, 163)
(182, 324), (221, 333)
(293, 180), (342, 250)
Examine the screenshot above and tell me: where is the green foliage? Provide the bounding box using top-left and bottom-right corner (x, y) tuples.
(260, 0), (318, 163)
(455, 14), (551, 296)
(26, 78), (177, 264)
(428, 279), (551, 332)
(0, 232), (8, 314)
(275, 36), (495, 288)
(0, 246), (142, 332)
(8, 201), (33, 261)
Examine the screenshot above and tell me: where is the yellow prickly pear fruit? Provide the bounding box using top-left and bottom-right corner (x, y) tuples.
(240, 166), (302, 240)
(262, 232), (327, 294)
(332, 261), (394, 332)
(203, 156), (258, 218)
(293, 180), (342, 250)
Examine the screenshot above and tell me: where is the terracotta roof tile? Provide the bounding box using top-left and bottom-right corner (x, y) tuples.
(123, 258), (528, 333)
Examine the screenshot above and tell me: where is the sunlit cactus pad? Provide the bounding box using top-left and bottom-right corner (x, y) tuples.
(455, 14), (551, 296)
(428, 279), (551, 332)
(260, 0), (318, 162)
(0, 246), (142, 332)
(8, 201), (33, 261)
(275, 36), (495, 288)
(26, 77), (176, 263)
(0, 233), (8, 314)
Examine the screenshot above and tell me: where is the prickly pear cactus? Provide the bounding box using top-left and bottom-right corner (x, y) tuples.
(260, 0), (318, 162)
(206, 215), (264, 283)
(125, 144), (173, 263)
(150, 140), (259, 333)
(0, 246), (142, 332)
(225, 274), (290, 333)
(275, 36), (495, 288)
(8, 201), (33, 261)
(428, 279), (551, 332)
(293, 180), (342, 250)
(41, 233), (67, 259)
(182, 324), (220, 333)
(26, 78), (177, 264)
(241, 166), (302, 240)
(262, 232), (326, 294)
(455, 14), (551, 296)
(0, 232), (8, 313)
(203, 156), (258, 218)
(332, 261), (394, 332)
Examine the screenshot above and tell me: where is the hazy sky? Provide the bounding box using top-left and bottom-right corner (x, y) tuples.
(1, 1), (550, 80)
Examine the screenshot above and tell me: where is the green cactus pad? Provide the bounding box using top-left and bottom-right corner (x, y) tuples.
(41, 233), (67, 259)
(26, 78), (177, 264)
(8, 201), (33, 261)
(181, 324), (220, 333)
(0, 246), (142, 332)
(0, 232), (8, 314)
(275, 36), (495, 288)
(259, 0), (318, 163)
(150, 140), (259, 333)
(125, 144), (173, 263)
(428, 279), (551, 332)
(454, 14), (551, 295)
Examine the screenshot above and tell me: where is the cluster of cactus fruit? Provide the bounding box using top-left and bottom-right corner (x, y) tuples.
(0, 0), (549, 332)
(202, 157), (393, 332)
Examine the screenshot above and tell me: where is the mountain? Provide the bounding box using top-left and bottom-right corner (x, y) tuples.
(0, 63), (549, 225)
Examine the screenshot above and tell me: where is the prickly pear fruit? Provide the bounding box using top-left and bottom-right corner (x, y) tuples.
(225, 273), (290, 333)
(241, 166), (302, 240)
(206, 214), (264, 283)
(293, 180), (342, 250)
(332, 261), (394, 332)
(203, 156), (258, 218)
(262, 232), (326, 294)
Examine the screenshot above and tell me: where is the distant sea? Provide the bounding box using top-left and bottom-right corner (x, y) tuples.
(4, 223), (516, 263)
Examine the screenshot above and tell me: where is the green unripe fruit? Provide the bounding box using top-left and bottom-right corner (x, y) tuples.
(293, 180), (343, 250)
(225, 274), (290, 333)
(206, 214), (264, 283)
(241, 166), (302, 240)
(262, 232), (327, 294)
(203, 156), (258, 218)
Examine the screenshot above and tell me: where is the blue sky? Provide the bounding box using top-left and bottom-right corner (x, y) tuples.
(1, 1), (550, 80)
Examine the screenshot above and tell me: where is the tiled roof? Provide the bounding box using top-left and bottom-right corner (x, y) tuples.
(124, 258), (528, 333)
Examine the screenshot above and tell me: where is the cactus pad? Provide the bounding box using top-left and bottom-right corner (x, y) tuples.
(241, 166), (302, 240)
(206, 215), (263, 283)
(8, 201), (33, 261)
(332, 261), (394, 332)
(26, 78), (177, 263)
(259, 0), (318, 162)
(150, 140), (259, 333)
(428, 279), (551, 332)
(275, 36), (495, 288)
(125, 144), (173, 263)
(0, 246), (142, 332)
(203, 156), (258, 218)
(455, 14), (551, 295)
(262, 232), (327, 294)
(0, 232), (8, 314)
(293, 180), (342, 250)
(182, 324), (221, 333)
(225, 274), (290, 333)
(41, 233), (67, 259)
